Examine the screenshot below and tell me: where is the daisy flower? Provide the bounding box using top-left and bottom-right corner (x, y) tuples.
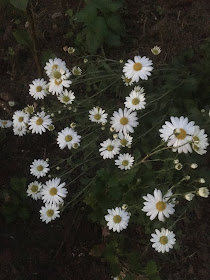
(159, 116), (196, 153)
(28, 111), (52, 134)
(99, 138), (120, 159)
(105, 207), (130, 233)
(142, 189), (175, 222)
(0, 119), (13, 128)
(29, 78), (48, 100)
(150, 228), (176, 253)
(124, 89), (146, 111)
(13, 110), (29, 129)
(192, 126), (209, 155)
(27, 181), (42, 200)
(44, 57), (68, 77)
(184, 193), (195, 201)
(198, 187), (209, 198)
(13, 125), (27, 136)
(121, 75), (133, 86)
(57, 89), (75, 105)
(151, 46), (161, 55)
(72, 66), (82, 75)
(30, 159), (50, 178)
(133, 86), (145, 93)
(40, 203), (60, 224)
(48, 68), (72, 95)
(118, 132), (133, 147)
(123, 56), (153, 82)
(89, 107), (108, 124)
(57, 127), (81, 150)
(110, 108), (139, 134)
(41, 177), (67, 205)
(115, 153), (134, 170)
(23, 105), (35, 114)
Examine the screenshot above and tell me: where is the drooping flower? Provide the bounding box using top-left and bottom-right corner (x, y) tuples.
(150, 228), (176, 253)
(123, 56), (153, 82)
(118, 132), (133, 147)
(105, 207), (130, 233)
(197, 187), (209, 198)
(0, 119), (13, 128)
(192, 126), (209, 155)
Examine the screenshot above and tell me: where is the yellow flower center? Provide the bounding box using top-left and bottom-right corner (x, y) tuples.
(18, 117), (24, 122)
(120, 139), (128, 146)
(37, 165), (44, 171)
(2, 121), (7, 125)
(160, 236), (168, 245)
(174, 128), (187, 140)
(193, 136), (200, 144)
(31, 184), (38, 193)
(54, 71), (62, 79)
(132, 98), (140, 105)
(120, 117), (128, 125)
(55, 80), (62, 86)
(49, 187), (57, 196)
(62, 96), (70, 103)
(133, 62), (142, 71)
(113, 215), (122, 223)
(124, 77), (132, 83)
(65, 135), (72, 142)
(36, 118), (43, 125)
(46, 209), (54, 217)
(122, 160), (129, 166)
(52, 64), (58, 69)
(94, 113), (101, 120)
(107, 145), (114, 151)
(156, 201), (166, 211)
(36, 86), (42, 92)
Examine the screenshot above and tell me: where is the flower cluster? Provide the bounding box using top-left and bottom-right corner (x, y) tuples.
(28, 158), (67, 224)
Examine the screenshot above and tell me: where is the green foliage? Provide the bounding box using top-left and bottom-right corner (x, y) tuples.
(9, 0), (28, 10)
(75, 0), (125, 53)
(13, 29), (32, 48)
(0, 177), (31, 223)
(144, 261), (160, 280)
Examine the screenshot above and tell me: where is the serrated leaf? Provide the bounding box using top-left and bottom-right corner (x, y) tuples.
(10, 0), (28, 10)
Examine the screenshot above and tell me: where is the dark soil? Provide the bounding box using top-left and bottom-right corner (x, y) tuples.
(0, 0), (210, 279)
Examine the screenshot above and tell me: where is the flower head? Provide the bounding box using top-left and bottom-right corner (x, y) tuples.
(142, 189), (175, 222)
(151, 46), (161, 55)
(89, 107), (108, 124)
(123, 56), (153, 82)
(124, 89), (146, 111)
(115, 153), (134, 170)
(192, 126), (209, 155)
(28, 111), (52, 134)
(29, 78), (48, 100)
(184, 193), (195, 201)
(30, 159), (50, 179)
(118, 132), (133, 147)
(27, 181), (42, 200)
(44, 57), (68, 77)
(99, 139), (120, 159)
(40, 203), (60, 224)
(57, 89), (75, 105)
(57, 127), (81, 150)
(0, 119), (13, 128)
(150, 228), (176, 253)
(121, 75), (133, 86)
(198, 187), (209, 198)
(105, 207), (130, 232)
(13, 110), (29, 129)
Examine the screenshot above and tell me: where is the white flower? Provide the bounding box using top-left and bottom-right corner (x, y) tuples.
(118, 132), (133, 147)
(27, 181), (42, 200)
(121, 75), (133, 86)
(41, 177), (67, 205)
(57, 127), (81, 150)
(151, 46), (161, 55)
(199, 178), (205, 184)
(29, 78), (48, 100)
(28, 111), (52, 134)
(40, 203), (60, 224)
(8, 101), (15, 107)
(159, 116), (196, 154)
(0, 119), (13, 128)
(192, 126), (209, 155)
(115, 153), (134, 170)
(198, 187), (209, 198)
(174, 159), (179, 164)
(105, 207), (130, 233)
(13, 125), (27, 136)
(48, 69), (72, 95)
(190, 163), (198, 169)
(13, 110), (29, 129)
(30, 159), (50, 178)
(175, 163), (182, 170)
(150, 228), (176, 253)
(142, 189), (175, 222)
(185, 193), (195, 201)
(123, 56), (153, 82)
(89, 107), (108, 124)
(57, 89), (75, 104)
(44, 57), (68, 77)
(124, 89), (146, 111)
(72, 66), (82, 75)
(133, 86), (145, 93)
(110, 108), (139, 134)
(99, 139), (120, 159)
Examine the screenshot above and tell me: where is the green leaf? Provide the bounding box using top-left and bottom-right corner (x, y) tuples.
(13, 29), (32, 48)
(41, 50), (56, 65)
(10, 0), (28, 10)
(144, 260), (160, 280)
